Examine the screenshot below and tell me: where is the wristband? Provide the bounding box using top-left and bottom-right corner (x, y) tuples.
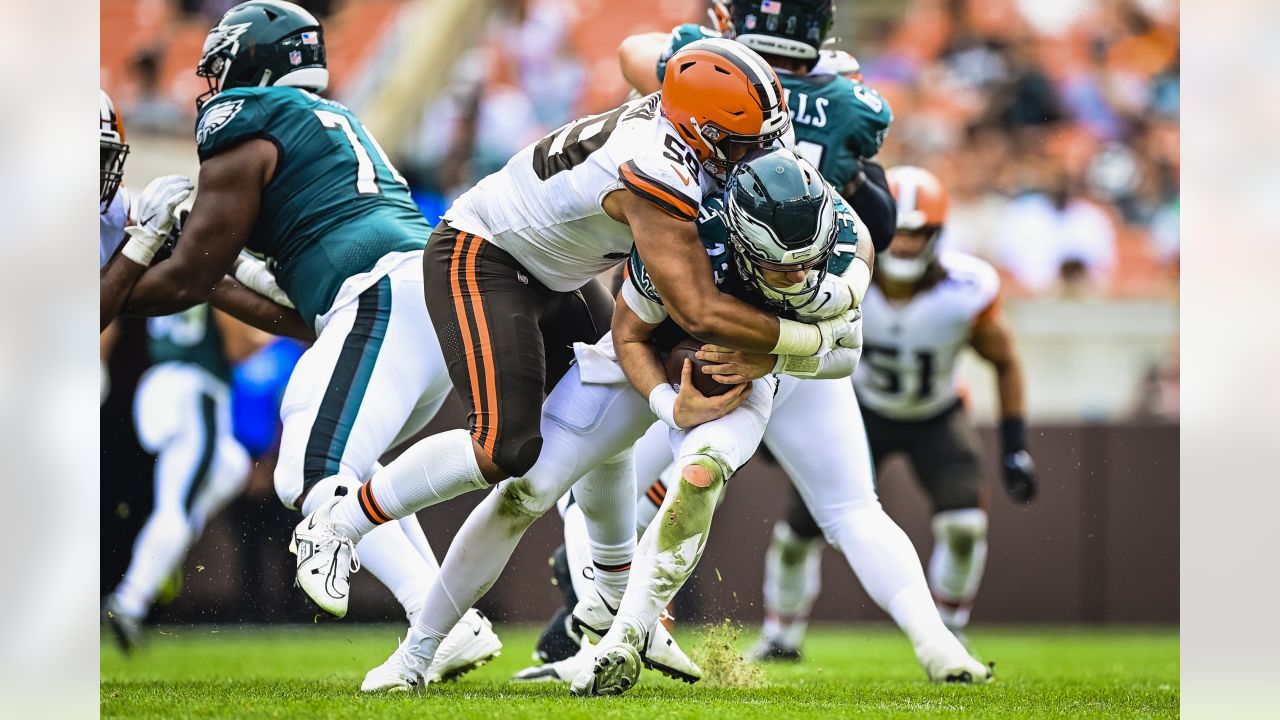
(773, 354), (821, 377)
(121, 231), (158, 267)
(1000, 417), (1026, 454)
(648, 383), (680, 429)
(770, 318), (821, 356)
(846, 257), (872, 308)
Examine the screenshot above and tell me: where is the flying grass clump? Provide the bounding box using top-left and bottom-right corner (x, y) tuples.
(691, 619), (765, 689)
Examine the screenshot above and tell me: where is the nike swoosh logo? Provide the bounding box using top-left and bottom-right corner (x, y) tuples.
(473, 625), (482, 636)
(597, 591), (619, 615)
(670, 165), (691, 186)
(325, 557), (346, 600)
(307, 515), (317, 530)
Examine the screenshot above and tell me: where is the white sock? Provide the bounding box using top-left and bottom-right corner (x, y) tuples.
(825, 500), (964, 657)
(413, 476), (549, 660)
(302, 474), (435, 620)
(761, 520), (823, 648)
(609, 470), (723, 647)
(928, 508), (989, 630)
(561, 503), (597, 602)
(113, 507), (194, 620)
(573, 451), (636, 604)
(331, 429), (488, 538)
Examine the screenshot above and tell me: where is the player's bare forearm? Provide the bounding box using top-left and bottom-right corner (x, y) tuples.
(213, 307), (280, 362)
(624, 193), (780, 352)
(618, 32), (668, 94)
(100, 251), (147, 331)
(612, 292), (666, 396)
(211, 277), (315, 342)
(124, 139), (274, 317)
(970, 310), (1025, 418)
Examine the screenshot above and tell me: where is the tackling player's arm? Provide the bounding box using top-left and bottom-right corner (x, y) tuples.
(968, 297), (1036, 502)
(612, 288), (749, 429)
(613, 189), (835, 355)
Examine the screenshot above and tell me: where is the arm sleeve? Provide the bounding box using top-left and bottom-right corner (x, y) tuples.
(621, 250), (671, 324)
(845, 160), (897, 252)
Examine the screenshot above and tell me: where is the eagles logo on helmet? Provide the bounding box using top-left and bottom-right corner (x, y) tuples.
(196, 1), (329, 109)
(100, 88), (129, 206)
(723, 147), (839, 309)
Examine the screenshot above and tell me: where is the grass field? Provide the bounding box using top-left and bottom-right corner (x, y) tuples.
(101, 624), (1178, 719)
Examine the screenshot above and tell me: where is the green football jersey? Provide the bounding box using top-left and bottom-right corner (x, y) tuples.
(147, 304), (232, 382)
(655, 24), (893, 188)
(779, 71), (892, 187)
(628, 194), (859, 351)
(195, 86), (429, 323)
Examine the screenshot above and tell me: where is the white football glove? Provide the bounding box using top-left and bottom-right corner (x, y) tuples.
(793, 259), (873, 321)
(813, 308), (863, 354)
(233, 254), (295, 309)
(122, 175), (193, 266)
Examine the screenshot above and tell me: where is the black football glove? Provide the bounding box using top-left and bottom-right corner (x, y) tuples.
(1000, 418), (1037, 503)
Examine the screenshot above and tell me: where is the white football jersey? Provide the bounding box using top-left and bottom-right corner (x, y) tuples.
(855, 251), (1000, 420)
(444, 93), (715, 292)
(99, 187), (132, 269)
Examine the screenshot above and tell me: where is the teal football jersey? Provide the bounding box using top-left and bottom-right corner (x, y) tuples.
(628, 194), (859, 350)
(195, 86), (429, 322)
(147, 304), (232, 382)
(655, 24), (893, 188)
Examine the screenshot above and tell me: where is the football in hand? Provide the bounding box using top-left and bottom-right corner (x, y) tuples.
(664, 338), (735, 397)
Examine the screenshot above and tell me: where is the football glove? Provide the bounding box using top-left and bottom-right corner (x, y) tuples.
(233, 253), (295, 309)
(1000, 418), (1037, 503)
(122, 175), (193, 266)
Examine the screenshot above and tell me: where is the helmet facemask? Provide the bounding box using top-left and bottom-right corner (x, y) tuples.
(879, 226), (942, 283)
(100, 139), (129, 206)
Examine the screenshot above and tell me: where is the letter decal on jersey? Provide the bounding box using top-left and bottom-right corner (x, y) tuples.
(813, 97), (828, 127)
(196, 99), (245, 144)
(619, 161), (698, 222)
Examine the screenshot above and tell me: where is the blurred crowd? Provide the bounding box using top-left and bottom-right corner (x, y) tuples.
(862, 0), (1179, 298)
(106, 0), (1178, 302)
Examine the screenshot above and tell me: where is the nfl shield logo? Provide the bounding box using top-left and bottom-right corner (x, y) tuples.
(289, 50), (302, 65)
(761, 0), (782, 14)
(745, 13), (757, 30)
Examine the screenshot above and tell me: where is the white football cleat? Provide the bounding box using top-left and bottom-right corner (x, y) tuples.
(513, 636), (595, 683)
(570, 641), (642, 697)
(921, 645), (994, 684)
(641, 620), (702, 683)
(426, 608), (503, 683)
(569, 589), (617, 641)
(361, 636), (429, 693)
(289, 497), (359, 618)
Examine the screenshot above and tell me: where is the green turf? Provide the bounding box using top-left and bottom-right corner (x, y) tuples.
(101, 624), (1178, 719)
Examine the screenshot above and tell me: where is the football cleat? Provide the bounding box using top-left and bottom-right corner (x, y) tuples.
(747, 637), (802, 663)
(569, 589), (619, 641)
(641, 620), (702, 683)
(102, 595), (142, 655)
(921, 645), (994, 684)
(425, 608), (503, 683)
(289, 497), (359, 618)
(361, 636), (429, 693)
(570, 641), (642, 697)
(535, 606), (580, 664)
(513, 637), (595, 683)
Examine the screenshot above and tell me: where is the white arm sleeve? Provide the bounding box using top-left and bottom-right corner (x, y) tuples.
(620, 278), (670, 325)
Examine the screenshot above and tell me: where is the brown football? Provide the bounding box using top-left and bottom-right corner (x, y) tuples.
(664, 337), (734, 397)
